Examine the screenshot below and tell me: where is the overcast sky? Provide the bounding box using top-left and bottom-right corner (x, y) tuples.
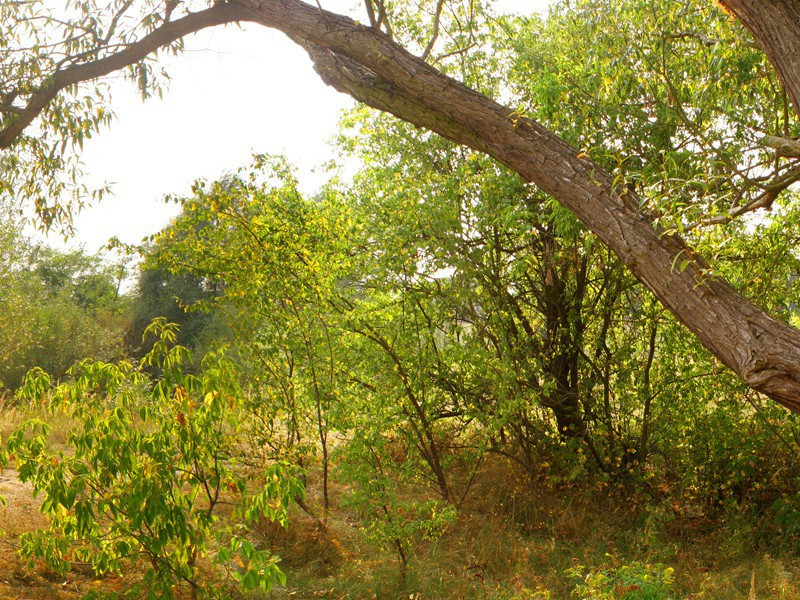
(41, 0), (550, 254)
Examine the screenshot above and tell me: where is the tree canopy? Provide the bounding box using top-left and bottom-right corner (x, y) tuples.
(1, 0), (800, 410)
(7, 1), (800, 595)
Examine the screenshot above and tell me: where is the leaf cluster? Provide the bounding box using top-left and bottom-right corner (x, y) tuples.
(2, 318), (302, 597)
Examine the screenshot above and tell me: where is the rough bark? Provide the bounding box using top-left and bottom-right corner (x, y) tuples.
(719, 0), (800, 117)
(230, 0), (800, 410)
(765, 135), (800, 159)
(3, 0), (800, 410)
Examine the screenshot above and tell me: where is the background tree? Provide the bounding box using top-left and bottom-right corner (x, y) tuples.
(1, 0), (800, 407)
(127, 260), (227, 358)
(0, 218), (128, 392)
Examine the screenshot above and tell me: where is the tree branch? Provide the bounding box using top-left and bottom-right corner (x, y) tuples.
(764, 135), (800, 159)
(718, 0), (800, 118)
(0, 3), (248, 150)
(363, 0), (378, 28)
(3, 0), (800, 410)
(686, 163), (800, 230)
(421, 0), (446, 60)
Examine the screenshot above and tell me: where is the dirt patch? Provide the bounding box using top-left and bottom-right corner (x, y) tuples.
(0, 468), (129, 599)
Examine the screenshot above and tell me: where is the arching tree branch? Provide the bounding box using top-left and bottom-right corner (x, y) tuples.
(0, 3), (248, 150)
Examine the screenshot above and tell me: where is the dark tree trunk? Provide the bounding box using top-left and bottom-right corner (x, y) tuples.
(539, 234), (586, 437)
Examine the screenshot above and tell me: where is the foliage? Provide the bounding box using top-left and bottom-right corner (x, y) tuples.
(501, 0), (796, 232)
(0, 0), (194, 228)
(30, 246), (123, 312)
(5, 0), (800, 596)
(3, 319), (302, 598)
(326, 0), (800, 500)
(338, 98), (675, 480)
(566, 561), (676, 600)
(337, 428), (458, 579)
(144, 156), (357, 514)
(126, 263), (227, 359)
(0, 219), (128, 392)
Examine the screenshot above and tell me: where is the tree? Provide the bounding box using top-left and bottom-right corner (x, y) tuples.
(148, 157), (354, 511)
(2, 0), (800, 408)
(0, 219), (128, 391)
(30, 246), (122, 312)
(127, 261), (226, 358)
(338, 109), (663, 468)
(4, 320), (300, 596)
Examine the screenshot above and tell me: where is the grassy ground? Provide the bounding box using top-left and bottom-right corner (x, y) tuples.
(2, 407), (800, 598)
(1, 474), (799, 599)
(255, 462), (800, 599)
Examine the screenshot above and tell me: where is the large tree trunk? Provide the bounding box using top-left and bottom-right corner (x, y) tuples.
(230, 0), (800, 410)
(2, 0), (800, 409)
(719, 0), (800, 117)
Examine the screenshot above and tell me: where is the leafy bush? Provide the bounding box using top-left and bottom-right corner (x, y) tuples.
(566, 561), (676, 599)
(339, 431), (457, 580)
(2, 319), (302, 598)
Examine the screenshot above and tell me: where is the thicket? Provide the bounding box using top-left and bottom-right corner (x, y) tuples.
(3, 0), (800, 597)
(0, 215), (128, 396)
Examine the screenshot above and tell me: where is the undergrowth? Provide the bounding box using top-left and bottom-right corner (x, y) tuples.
(251, 457), (800, 600)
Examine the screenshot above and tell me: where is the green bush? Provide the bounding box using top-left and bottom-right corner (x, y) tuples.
(566, 561), (676, 599)
(2, 319), (302, 598)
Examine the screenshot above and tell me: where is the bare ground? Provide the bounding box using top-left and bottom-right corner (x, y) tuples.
(0, 469), (129, 599)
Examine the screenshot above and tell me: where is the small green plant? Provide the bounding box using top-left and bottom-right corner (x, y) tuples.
(361, 496), (457, 580)
(339, 432), (457, 581)
(772, 489), (800, 548)
(2, 319), (302, 598)
(566, 560), (676, 599)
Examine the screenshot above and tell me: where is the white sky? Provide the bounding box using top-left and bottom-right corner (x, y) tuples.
(39, 0), (550, 254)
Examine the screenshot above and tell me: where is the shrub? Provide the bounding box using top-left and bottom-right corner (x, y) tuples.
(2, 319), (302, 598)
(566, 560), (676, 599)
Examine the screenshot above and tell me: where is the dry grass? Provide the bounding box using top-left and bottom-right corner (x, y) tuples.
(2, 419), (800, 599)
(0, 404), (76, 451)
(251, 457), (800, 599)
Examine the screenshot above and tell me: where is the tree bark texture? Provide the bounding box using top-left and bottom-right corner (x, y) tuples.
(230, 0), (800, 410)
(3, 0), (800, 410)
(719, 0), (800, 117)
